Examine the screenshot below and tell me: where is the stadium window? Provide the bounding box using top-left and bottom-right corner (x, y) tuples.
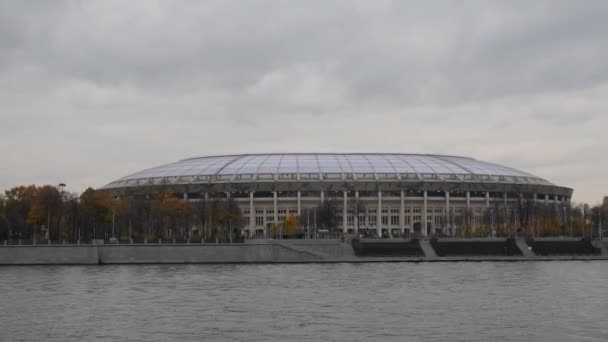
(390, 215), (399, 226)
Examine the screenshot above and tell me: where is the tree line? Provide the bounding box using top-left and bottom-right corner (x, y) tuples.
(0, 185), (244, 243)
(0, 184), (606, 241)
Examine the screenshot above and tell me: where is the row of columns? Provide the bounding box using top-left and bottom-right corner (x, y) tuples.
(242, 190), (567, 236)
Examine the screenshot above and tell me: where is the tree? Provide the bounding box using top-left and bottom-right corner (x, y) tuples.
(4, 185), (38, 239)
(79, 188), (114, 241)
(283, 214), (298, 238)
(219, 197), (243, 242)
(317, 199), (339, 231)
(160, 195), (190, 239)
(0, 195), (8, 240)
(28, 185), (62, 240)
(349, 199), (366, 233)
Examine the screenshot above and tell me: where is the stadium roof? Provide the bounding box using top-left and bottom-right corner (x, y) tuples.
(103, 153), (557, 189)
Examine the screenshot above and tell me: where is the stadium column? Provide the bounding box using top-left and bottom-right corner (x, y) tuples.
(320, 191), (324, 204)
(183, 193), (188, 200)
(273, 191), (278, 235)
(423, 191), (428, 236)
(466, 191), (471, 228)
(343, 191), (348, 233)
(445, 191), (450, 233)
(354, 191), (359, 234)
(410, 202), (414, 232)
(485, 192), (490, 208)
(377, 191), (382, 237)
(204, 193), (209, 237)
(545, 193), (549, 204)
(249, 192), (254, 238)
(400, 191), (405, 233)
(297, 191), (301, 216)
(504, 192), (509, 233)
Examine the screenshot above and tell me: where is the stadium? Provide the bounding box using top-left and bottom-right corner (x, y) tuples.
(102, 153), (573, 238)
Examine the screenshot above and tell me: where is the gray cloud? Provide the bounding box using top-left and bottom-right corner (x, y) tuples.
(0, 0), (607, 203)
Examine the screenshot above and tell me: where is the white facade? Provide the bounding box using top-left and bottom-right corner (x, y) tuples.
(103, 153), (573, 238)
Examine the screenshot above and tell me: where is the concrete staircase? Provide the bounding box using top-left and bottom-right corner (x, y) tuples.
(516, 237), (535, 257)
(274, 241), (331, 260)
(419, 240), (438, 259)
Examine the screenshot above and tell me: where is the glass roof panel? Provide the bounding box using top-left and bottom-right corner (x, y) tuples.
(111, 154), (547, 185)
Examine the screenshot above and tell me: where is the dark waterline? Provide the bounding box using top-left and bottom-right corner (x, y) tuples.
(1, 262), (607, 342)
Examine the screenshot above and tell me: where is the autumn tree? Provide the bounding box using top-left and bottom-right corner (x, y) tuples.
(4, 185), (38, 239)
(79, 188), (114, 241)
(0, 195), (8, 240)
(159, 194), (190, 240)
(283, 214), (299, 238)
(28, 185), (62, 240)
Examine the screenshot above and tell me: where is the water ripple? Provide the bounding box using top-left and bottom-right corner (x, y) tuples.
(1, 262), (607, 341)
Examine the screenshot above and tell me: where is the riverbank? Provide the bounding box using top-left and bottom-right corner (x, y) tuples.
(1, 239), (607, 265)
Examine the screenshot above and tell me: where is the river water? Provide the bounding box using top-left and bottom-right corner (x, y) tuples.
(1, 262), (607, 341)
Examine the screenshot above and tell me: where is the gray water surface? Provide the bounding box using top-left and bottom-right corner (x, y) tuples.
(1, 262), (607, 341)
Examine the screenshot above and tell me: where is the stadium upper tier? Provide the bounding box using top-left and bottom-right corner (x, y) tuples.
(103, 153), (565, 191)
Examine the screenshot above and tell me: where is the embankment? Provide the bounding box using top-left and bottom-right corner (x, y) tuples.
(0, 239), (607, 265)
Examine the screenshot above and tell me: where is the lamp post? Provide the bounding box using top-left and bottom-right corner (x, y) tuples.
(52, 183), (66, 242)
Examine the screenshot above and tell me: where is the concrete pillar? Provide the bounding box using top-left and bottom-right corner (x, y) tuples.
(445, 191), (450, 233)
(466, 191), (471, 228)
(343, 191), (348, 233)
(354, 191), (359, 233)
(377, 191), (382, 236)
(273, 191), (278, 227)
(410, 204), (414, 233)
(545, 193), (549, 204)
(183, 193), (188, 200)
(297, 191), (301, 216)
(423, 191), (428, 236)
(320, 191), (324, 204)
(249, 192), (255, 238)
(226, 192), (231, 199)
(485, 192), (490, 208)
(400, 191), (405, 232)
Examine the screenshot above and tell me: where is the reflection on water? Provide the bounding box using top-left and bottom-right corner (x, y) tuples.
(1, 262), (607, 341)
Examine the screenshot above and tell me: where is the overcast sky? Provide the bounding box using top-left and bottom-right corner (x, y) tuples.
(1, 0), (607, 203)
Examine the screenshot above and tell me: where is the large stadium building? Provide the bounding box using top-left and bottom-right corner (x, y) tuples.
(103, 153), (573, 237)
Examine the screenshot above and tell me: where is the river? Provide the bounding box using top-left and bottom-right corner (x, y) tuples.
(1, 262), (607, 341)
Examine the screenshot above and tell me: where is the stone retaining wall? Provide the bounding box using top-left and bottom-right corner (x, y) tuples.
(0, 239), (607, 265)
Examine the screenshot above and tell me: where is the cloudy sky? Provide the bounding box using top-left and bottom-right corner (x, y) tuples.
(1, 0), (607, 203)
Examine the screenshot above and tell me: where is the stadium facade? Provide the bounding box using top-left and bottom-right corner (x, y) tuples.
(103, 153), (573, 237)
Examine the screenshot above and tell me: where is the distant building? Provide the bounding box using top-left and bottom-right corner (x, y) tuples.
(103, 153), (573, 238)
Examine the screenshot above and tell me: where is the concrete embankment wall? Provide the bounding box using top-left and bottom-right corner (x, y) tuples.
(1, 240), (608, 265)
(270, 240), (356, 259)
(0, 242), (325, 265)
(97, 243), (322, 264)
(0, 245), (99, 265)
